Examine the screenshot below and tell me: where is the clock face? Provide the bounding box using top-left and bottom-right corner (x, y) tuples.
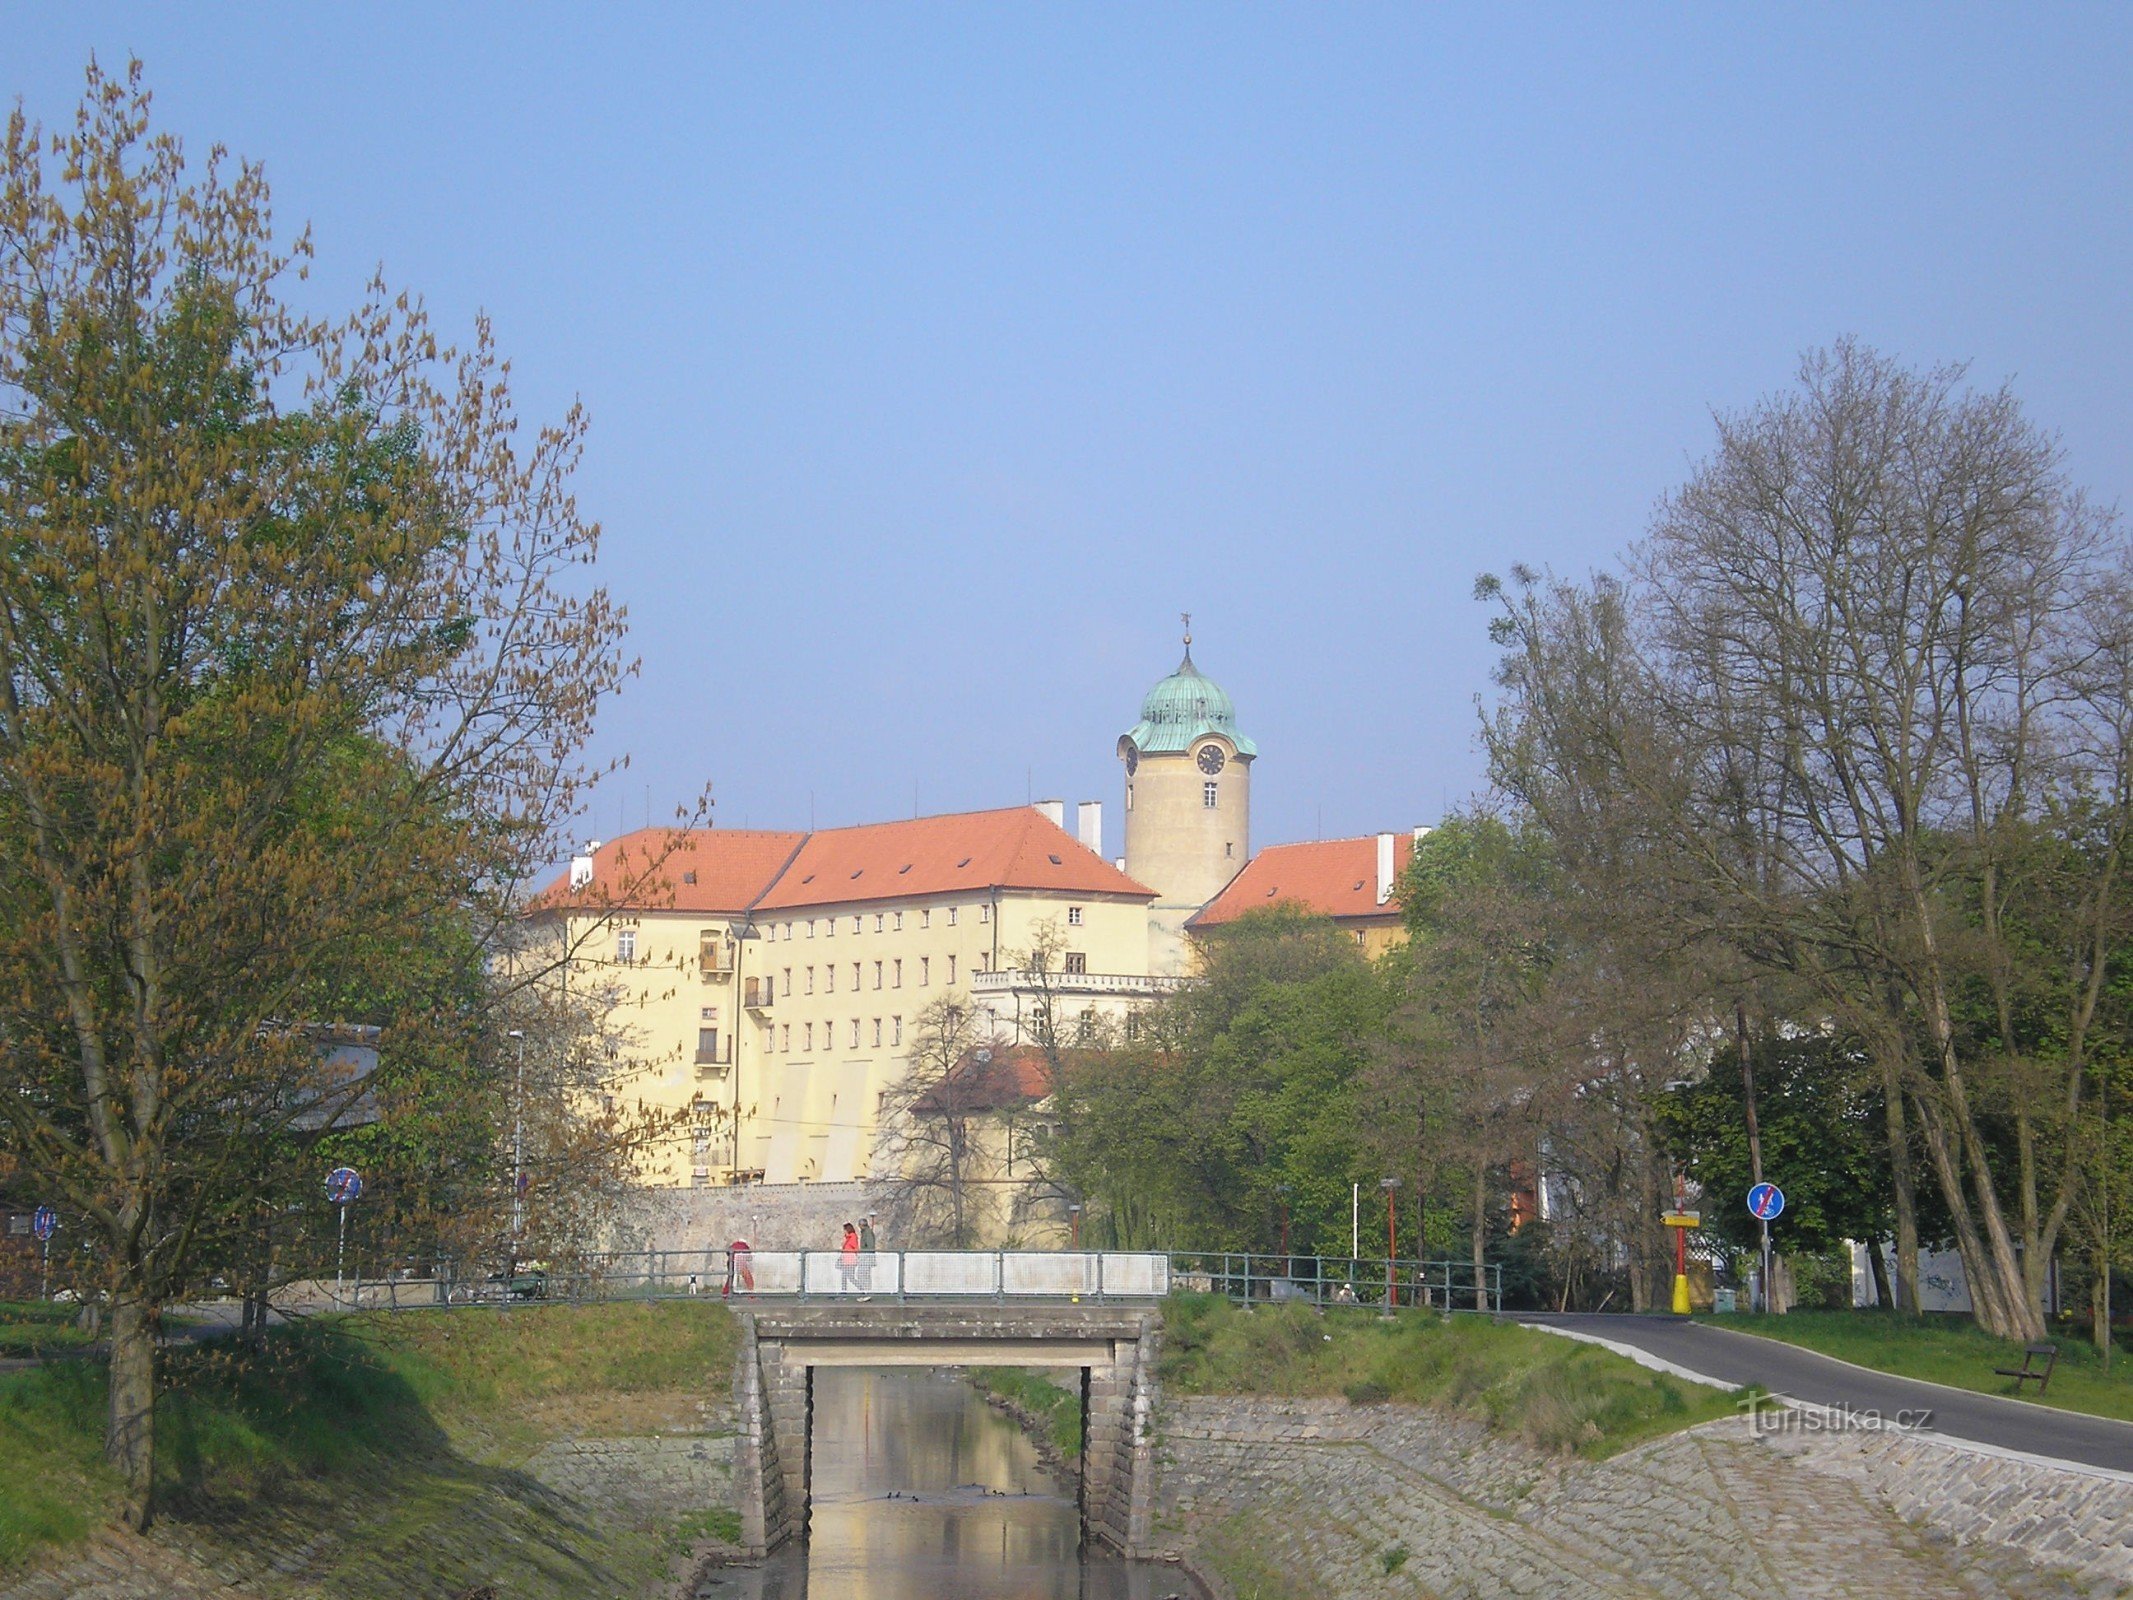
(1197, 744), (1226, 775)
(1124, 744), (1139, 775)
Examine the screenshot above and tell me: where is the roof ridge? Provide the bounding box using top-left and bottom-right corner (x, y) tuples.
(747, 830), (817, 913)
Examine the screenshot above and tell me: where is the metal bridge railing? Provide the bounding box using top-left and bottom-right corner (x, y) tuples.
(1167, 1252), (1505, 1312)
(288, 1249), (1500, 1313)
(310, 1248), (1174, 1310)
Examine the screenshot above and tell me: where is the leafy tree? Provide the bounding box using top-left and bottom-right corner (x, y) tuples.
(1050, 907), (1387, 1251)
(1483, 344), (2133, 1339)
(0, 65), (627, 1524)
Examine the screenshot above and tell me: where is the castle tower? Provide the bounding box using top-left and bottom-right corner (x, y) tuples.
(1119, 621), (1256, 972)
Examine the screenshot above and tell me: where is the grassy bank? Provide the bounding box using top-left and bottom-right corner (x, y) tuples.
(0, 1300), (739, 1576)
(0, 1301), (96, 1360)
(968, 1367), (1084, 1461)
(1161, 1295), (1743, 1458)
(1702, 1310), (2133, 1422)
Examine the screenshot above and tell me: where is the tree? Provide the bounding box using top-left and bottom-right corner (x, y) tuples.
(1483, 342), (2133, 1339)
(0, 64), (627, 1524)
(1049, 907), (1384, 1251)
(873, 997), (997, 1247)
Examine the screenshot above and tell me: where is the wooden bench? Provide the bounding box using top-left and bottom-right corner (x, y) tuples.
(1993, 1341), (2058, 1395)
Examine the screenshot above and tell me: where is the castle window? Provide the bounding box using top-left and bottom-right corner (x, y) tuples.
(947, 907), (958, 927)
(872, 1018), (882, 1047)
(894, 958), (903, 987)
(780, 1024), (790, 1051)
(1226, 842), (1234, 858)
(979, 903), (991, 924)
(1067, 905), (1083, 926)
(920, 956), (931, 985)
(806, 919), (815, 938)
(803, 1022), (814, 1051)
(893, 911), (903, 931)
(947, 954), (958, 984)
(852, 961), (862, 988)
(1126, 782), (1134, 810)
(1203, 781), (1218, 809)
(874, 913), (885, 932)
(920, 909), (931, 928)
(853, 915), (863, 934)
(851, 1018), (861, 1048)
(1065, 951), (1087, 975)
(892, 1015), (903, 1046)
(826, 965), (835, 993)
(873, 960), (884, 989)
(616, 928), (636, 962)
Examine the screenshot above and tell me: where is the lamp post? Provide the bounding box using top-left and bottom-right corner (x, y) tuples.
(507, 1029), (526, 1263)
(1068, 1203), (1083, 1250)
(1379, 1177), (1399, 1307)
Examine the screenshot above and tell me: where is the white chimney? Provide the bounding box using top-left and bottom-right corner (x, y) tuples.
(1115, 856), (1126, 871)
(1034, 798), (1066, 829)
(1376, 832), (1396, 905)
(569, 839), (602, 892)
(1413, 824), (1433, 844)
(1077, 800), (1102, 853)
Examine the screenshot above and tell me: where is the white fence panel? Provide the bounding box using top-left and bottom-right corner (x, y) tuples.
(1098, 1253), (1170, 1297)
(1002, 1251), (1097, 1296)
(901, 1251), (999, 1296)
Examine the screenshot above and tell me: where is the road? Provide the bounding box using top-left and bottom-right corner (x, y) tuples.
(1515, 1312), (2133, 1474)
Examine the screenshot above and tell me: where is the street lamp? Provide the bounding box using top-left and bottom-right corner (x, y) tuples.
(1068, 1203), (1083, 1250)
(1379, 1177), (1400, 1308)
(507, 1029), (526, 1261)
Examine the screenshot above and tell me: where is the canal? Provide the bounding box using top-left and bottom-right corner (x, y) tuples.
(700, 1366), (1199, 1598)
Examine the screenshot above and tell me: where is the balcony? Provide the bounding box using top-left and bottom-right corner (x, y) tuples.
(969, 969), (1189, 999)
(743, 977), (775, 1011)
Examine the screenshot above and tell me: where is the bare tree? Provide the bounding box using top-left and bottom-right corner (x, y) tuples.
(1485, 342), (2133, 1339)
(873, 998), (1001, 1248)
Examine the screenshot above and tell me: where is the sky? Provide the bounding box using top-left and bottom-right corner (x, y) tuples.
(12, 6), (2133, 860)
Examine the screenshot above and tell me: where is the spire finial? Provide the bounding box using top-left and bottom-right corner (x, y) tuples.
(1181, 610), (1193, 651)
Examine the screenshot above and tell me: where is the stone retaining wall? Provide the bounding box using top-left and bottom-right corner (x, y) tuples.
(1149, 1395), (2130, 1599)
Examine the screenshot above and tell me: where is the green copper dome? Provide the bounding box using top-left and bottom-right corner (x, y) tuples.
(1120, 648), (1258, 758)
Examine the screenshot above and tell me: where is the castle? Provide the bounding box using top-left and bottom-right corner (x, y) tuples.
(531, 632), (1426, 1189)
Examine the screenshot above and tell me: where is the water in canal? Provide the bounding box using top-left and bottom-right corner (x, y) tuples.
(698, 1367), (1198, 1599)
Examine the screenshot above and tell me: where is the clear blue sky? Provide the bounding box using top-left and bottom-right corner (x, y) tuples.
(14, 7), (2132, 858)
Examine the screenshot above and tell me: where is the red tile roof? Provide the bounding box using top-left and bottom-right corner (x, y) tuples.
(1189, 833), (1415, 929)
(532, 807), (1151, 916)
(912, 1045), (1060, 1115)
(754, 807), (1151, 910)
(527, 828), (806, 915)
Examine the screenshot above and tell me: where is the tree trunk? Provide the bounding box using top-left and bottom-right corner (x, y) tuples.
(1472, 1166), (1489, 1312)
(2095, 1251), (2112, 1365)
(106, 1293), (157, 1530)
(1880, 1064), (1920, 1315)
(1867, 1239), (1895, 1315)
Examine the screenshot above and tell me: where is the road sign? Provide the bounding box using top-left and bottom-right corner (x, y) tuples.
(1661, 1210), (1701, 1229)
(326, 1167), (364, 1206)
(1747, 1182), (1785, 1221)
(31, 1205), (57, 1242)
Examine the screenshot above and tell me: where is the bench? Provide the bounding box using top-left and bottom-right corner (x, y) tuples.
(1993, 1341), (2057, 1395)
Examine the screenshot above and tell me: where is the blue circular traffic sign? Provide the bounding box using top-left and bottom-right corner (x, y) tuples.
(1747, 1182), (1785, 1221)
(326, 1167), (364, 1206)
(31, 1205), (57, 1242)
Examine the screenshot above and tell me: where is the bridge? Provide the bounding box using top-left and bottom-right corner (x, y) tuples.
(710, 1251), (1169, 1556)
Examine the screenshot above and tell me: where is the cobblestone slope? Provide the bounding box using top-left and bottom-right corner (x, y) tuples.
(1154, 1397), (2126, 1600)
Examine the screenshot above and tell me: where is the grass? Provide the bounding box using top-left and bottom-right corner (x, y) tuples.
(0, 1300), (96, 1359)
(0, 1300), (740, 1571)
(1700, 1309), (2133, 1423)
(1161, 1294), (1745, 1458)
(968, 1366), (1084, 1460)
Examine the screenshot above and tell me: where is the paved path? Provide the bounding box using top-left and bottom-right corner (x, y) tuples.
(1515, 1312), (2133, 1475)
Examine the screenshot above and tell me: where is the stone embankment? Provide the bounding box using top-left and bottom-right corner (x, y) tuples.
(1152, 1395), (2131, 1600)
(0, 1392), (744, 1600)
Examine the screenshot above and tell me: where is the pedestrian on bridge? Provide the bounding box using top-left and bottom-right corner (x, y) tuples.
(838, 1222), (863, 1298)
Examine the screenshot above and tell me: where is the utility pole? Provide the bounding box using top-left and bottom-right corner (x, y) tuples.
(1736, 1004), (1774, 1313)
(508, 1028), (527, 1266)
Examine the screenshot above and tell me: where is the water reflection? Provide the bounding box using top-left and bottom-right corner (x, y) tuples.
(698, 1367), (1196, 1600)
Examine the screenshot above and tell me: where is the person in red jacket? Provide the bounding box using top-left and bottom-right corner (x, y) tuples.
(838, 1222), (863, 1298)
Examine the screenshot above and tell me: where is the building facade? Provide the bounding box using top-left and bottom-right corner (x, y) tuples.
(532, 637), (1431, 1204)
